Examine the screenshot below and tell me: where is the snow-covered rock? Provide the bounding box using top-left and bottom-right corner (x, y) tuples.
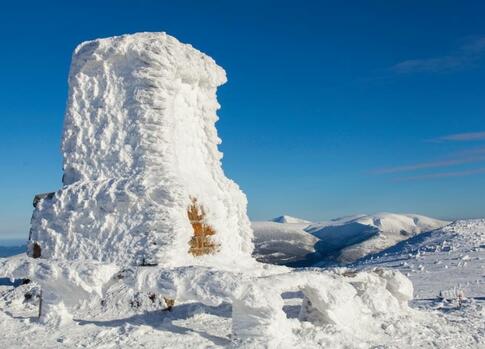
(307, 213), (449, 264)
(28, 32), (253, 268)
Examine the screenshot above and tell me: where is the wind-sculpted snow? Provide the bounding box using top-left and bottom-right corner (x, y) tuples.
(232, 268), (415, 347)
(28, 32), (253, 267)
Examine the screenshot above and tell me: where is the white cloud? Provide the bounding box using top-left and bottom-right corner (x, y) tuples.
(391, 36), (485, 74)
(431, 131), (485, 142)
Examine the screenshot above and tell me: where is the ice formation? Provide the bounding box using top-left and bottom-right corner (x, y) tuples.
(28, 32), (253, 267)
(232, 269), (414, 347)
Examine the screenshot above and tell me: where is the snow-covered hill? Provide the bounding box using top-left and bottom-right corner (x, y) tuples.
(307, 213), (449, 264)
(251, 221), (317, 265)
(252, 213), (449, 267)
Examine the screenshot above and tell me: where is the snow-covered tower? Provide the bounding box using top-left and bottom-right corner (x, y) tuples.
(28, 32), (254, 267)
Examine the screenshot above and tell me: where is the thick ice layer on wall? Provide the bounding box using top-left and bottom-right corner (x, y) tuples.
(29, 32), (253, 267)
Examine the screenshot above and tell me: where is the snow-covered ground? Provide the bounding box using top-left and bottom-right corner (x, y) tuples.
(0, 261), (479, 348)
(1, 218), (483, 348)
(355, 219), (485, 300)
(353, 219), (485, 348)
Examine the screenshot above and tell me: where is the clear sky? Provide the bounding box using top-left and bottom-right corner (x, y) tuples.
(1, 1), (484, 239)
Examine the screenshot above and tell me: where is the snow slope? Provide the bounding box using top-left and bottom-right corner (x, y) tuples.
(355, 219), (485, 299)
(352, 219), (485, 347)
(28, 32), (253, 268)
(251, 221), (317, 265)
(307, 213), (449, 264)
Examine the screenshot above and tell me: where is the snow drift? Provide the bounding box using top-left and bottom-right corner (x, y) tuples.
(28, 32), (253, 267)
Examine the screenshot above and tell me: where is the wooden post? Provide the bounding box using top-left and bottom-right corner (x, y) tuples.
(38, 289), (43, 319)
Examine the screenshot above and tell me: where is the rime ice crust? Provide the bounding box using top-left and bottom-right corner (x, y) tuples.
(29, 32), (254, 267)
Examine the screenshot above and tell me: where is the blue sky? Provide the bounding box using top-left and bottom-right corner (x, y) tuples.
(1, 1), (484, 239)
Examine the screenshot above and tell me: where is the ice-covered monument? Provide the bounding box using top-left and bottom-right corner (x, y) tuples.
(28, 32), (253, 268)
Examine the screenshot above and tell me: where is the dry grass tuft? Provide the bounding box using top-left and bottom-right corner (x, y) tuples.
(163, 297), (175, 311)
(187, 197), (219, 256)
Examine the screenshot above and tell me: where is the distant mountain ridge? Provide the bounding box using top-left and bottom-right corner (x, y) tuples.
(251, 221), (317, 265)
(0, 244), (26, 258)
(271, 215), (311, 224)
(253, 212), (449, 266)
(307, 213), (449, 264)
